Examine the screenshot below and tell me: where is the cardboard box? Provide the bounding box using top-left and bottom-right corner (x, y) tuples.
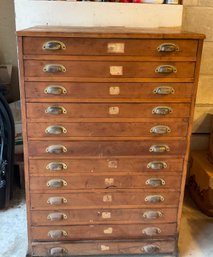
(189, 151), (213, 216)
(9, 100), (23, 154)
(208, 114), (213, 161)
(0, 65), (12, 101)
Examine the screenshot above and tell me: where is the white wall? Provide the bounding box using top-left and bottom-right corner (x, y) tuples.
(0, 0), (19, 100)
(15, 0), (183, 30)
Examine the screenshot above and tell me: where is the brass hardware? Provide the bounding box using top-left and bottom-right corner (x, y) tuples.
(42, 40), (66, 51)
(49, 247), (68, 256)
(147, 161), (167, 170)
(105, 178), (114, 186)
(44, 85), (67, 95)
(46, 145), (67, 154)
(103, 195), (112, 202)
(143, 211), (163, 219)
(143, 245), (160, 254)
(107, 43), (125, 53)
(109, 106), (119, 115)
(155, 65), (177, 74)
(46, 162), (67, 171)
(153, 86), (175, 95)
(157, 43), (179, 52)
(45, 106), (67, 115)
(48, 230), (67, 239)
(149, 144), (170, 153)
(104, 227), (113, 234)
(152, 106), (172, 115)
(45, 126), (67, 135)
(47, 197), (67, 205)
(145, 178), (166, 187)
(142, 227), (161, 236)
(150, 125), (171, 134)
(47, 212), (68, 221)
(47, 179), (68, 188)
(107, 160), (118, 168)
(109, 86), (120, 95)
(43, 64), (66, 73)
(145, 195), (164, 203)
(101, 212), (111, 219)
(110, 66), (123, 76)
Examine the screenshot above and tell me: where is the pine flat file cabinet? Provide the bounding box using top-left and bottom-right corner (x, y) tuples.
(17, 27), (204, 257)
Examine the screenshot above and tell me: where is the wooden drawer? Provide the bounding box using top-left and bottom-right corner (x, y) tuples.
(28, 140), (187, 157)
(29, 157), (184, 176)
(31, 239), (176, 256)
(30, 190), (179, 209)
(31, 208), (178, 226)
(27, 120), (188, 138)
(29, 174), (182, 191)
(31, 223), (177, 241)
(24, 60), (195, 79)
(25, 82), (194, 102)
(23, 37), (198, 57)
(26, 103), (190, 120)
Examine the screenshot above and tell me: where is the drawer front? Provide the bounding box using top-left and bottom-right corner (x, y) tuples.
(23, 37), (198, 57)
(28, 140), (186, 157)
(32, 239), (176, 256)
(27, 103), (190, 119)
(31, 223), (177, 241)
(30, 174), (182, 191)
(30, 191), (179, 209)
(27, 120), (188, 138)
(25, 82), (194, 101)
(29, 157), (184, 175)
(24, 60), (195, 79)
(31, 208), (178, 226)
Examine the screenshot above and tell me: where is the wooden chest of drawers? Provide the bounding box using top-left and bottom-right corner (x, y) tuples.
(17, 27), (204, 257)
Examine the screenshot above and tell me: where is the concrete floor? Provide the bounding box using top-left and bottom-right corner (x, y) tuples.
(0, 188), (212, 257)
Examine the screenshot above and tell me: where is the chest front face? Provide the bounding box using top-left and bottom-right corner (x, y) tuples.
(17, 26), (204, 257)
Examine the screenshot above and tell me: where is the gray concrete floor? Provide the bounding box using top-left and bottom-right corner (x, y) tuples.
(0, 188), (212, 257)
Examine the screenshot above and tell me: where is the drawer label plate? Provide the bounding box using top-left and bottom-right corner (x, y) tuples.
(107, 43), (125, 53)
(110, 66), (123, 76)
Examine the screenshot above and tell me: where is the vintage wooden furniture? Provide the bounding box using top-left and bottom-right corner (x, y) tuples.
(17, 27), (204, 257)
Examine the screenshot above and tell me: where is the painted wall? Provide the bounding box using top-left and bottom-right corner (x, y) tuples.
(0, 0), (19, 100)
(14, 1), (183, 30)
(183, 0), (213, 150)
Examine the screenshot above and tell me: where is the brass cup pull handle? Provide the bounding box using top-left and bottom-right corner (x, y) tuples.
(44, 85), (67, 95)
(45, 106), (67, 115)
(157, 43), (179, 52)
(45, 126), (67, 135)
(147, 161), (167, 170)
(153, 86), (175, 95)
(155, 65), (177, 74)
(47, 179), (68, 188)
(47, 212), (68, 221)
(143, 211), (163, 219)
(149, 144), (170, 153)
(150, 125), (171, 134)
(48, 230), (67, 239)
(47, 197), (67, 205)
(43, 64), (66, 73)
(145, 178), (166, 187)
(143, 245), (160, 254)
(49, 247), (68, 256)
(42, 40), (66, 51)
(142, 227), (161, 236)
(152, 106), (172, 115)
(46, 145), (67, 154)
(46, 162), (67, 171)
(145, 195), (164, 203)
